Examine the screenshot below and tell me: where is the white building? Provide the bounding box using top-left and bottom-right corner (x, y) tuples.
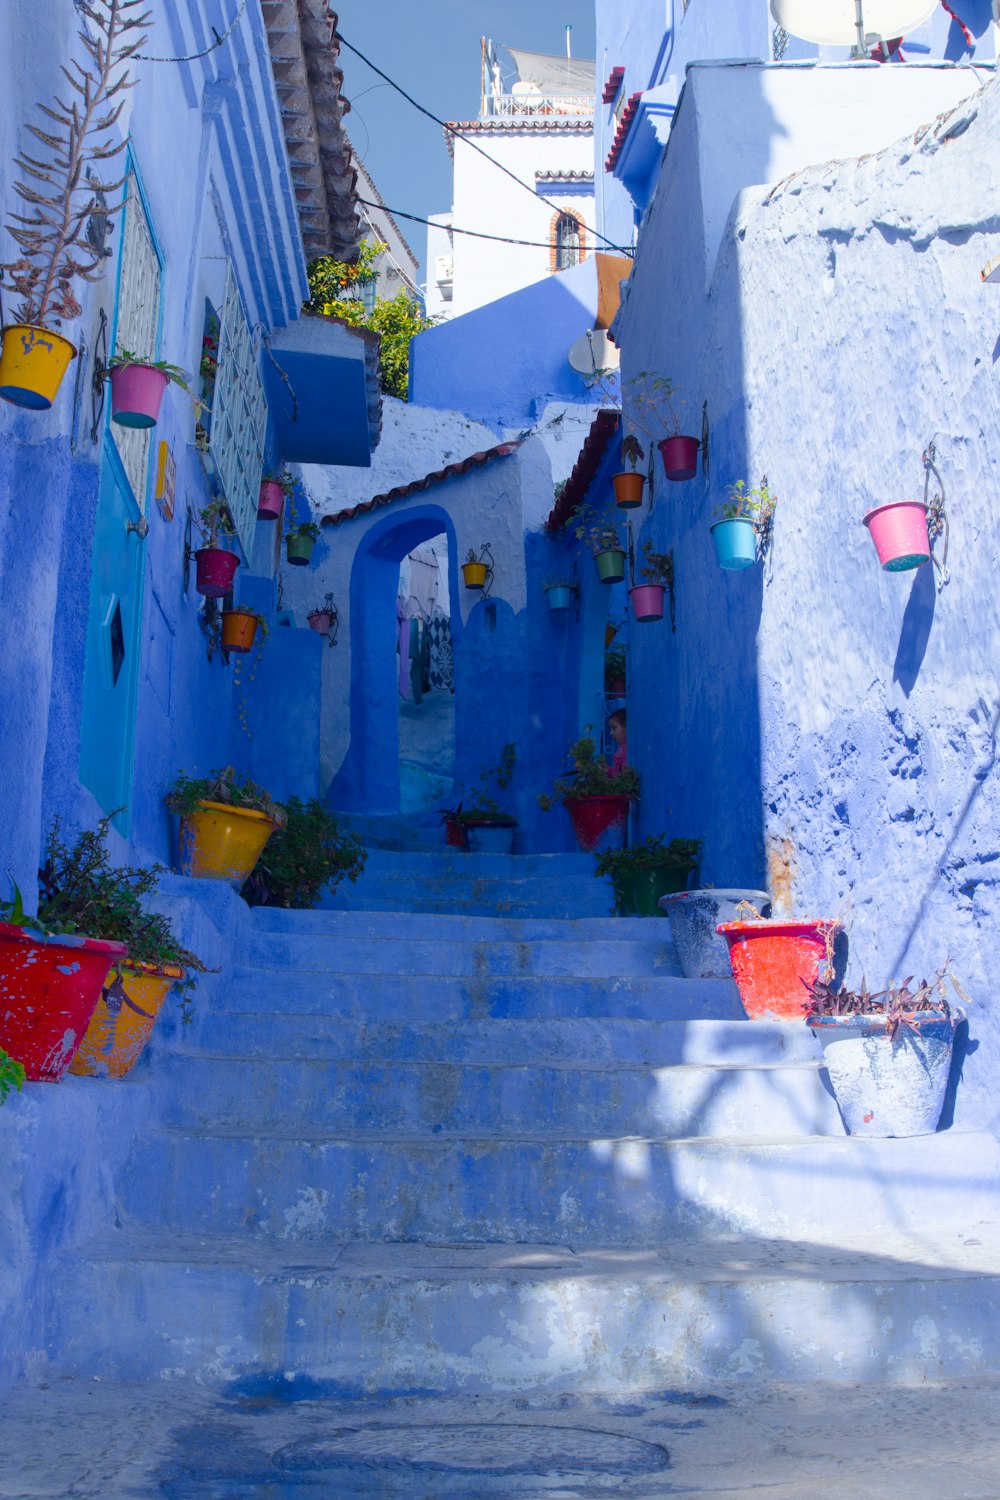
(348, 146), (421, 308)
(426, 42), (596, 320)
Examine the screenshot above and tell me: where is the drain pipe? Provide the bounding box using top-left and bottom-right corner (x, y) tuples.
(852, 0), (867, 56)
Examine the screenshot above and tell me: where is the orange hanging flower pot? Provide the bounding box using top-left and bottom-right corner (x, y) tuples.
(220, 607), (260, 654)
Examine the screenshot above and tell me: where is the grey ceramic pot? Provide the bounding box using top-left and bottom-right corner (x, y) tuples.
(659, 887), (771, 978)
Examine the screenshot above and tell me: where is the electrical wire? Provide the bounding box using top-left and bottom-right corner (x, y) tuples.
(358, 197), (620, 253)
(136, 1), (246, 62)
(334, 28), (631, 256)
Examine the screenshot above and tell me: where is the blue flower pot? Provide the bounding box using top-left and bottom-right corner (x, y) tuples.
(547, 586), (572, 611)
(710, 517), (757, 571)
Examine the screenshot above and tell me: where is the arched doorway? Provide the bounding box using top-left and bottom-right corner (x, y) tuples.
(396, 533), (454, 811)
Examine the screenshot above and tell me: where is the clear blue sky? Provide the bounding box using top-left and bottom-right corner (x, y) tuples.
(336, 1), (598, 286)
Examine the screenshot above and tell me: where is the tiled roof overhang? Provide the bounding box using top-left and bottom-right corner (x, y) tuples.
(263, 1), (361, 260)
(605, 91), (643, 172)
(602, 65), (625, 104)
(546, 408), (621, 531)
(535, 169), (595, 182)
(443, 118), (593, 158)
(321, 441), (521, 528)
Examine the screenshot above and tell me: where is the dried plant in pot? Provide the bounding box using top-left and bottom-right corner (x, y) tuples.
(612, 435), (645, 509)
(0, 0), (149, 410)
(805, 967), (969, 1138)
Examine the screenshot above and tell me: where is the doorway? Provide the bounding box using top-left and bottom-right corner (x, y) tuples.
(396, 534), (455, 811)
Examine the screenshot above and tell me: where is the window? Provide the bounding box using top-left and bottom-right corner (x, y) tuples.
(206, 264), (267, 560)
(552, 212), (584, 272)
(111, 164), (161, 507)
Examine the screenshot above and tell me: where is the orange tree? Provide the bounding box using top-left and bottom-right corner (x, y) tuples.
(305, 242), (434, 400)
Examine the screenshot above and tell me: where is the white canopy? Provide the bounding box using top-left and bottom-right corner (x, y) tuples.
(503, 46), (595, 97)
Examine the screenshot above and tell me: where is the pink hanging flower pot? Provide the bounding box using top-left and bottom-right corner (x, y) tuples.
(862, 501), (930, 572)
(258, 479), (285, 520)
(658, 434), (699, 481)
(629, 583), (665, 622)
(110, 363), (170, 429)
(195, 547), (239, 598)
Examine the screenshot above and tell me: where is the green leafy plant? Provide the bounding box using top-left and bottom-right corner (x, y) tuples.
(716, 480), (776, 524)
(108, 348), (191, 392)
(262, 468), (296, 497)
(0, 1048), (25, 1105)
(194, 499), (235, 549)
(3, 818), (215, 1023)
(594, 834), (701, 882)
(804, 966), (969, 1042)
(637, 538), (673, 585)
(604, 643), (626, 681)
(242, 797), (366, 908)
(288, 521), (320, 542)
(457, 743), (518, 825)
(164, 765), (286, 827)
(0, 0), (149, 327)
(305, 244), (435, 400)
(571, 502), (623, 558)
(538, 733), (640, 810)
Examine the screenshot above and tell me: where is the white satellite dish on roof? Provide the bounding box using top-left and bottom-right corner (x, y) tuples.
(568, 328), (620, 375)
(770, 0), (936, 46)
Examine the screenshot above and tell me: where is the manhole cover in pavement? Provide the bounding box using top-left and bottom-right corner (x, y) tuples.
(275, 1423), (669, 1475)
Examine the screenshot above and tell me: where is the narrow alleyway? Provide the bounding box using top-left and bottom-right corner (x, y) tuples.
(4, 852), (1000, 1495)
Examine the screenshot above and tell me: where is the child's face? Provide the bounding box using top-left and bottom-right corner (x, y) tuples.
(609, 719), (626, 745)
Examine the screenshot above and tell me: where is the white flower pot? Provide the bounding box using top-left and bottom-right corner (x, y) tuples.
(810, 1010), (961, 1138)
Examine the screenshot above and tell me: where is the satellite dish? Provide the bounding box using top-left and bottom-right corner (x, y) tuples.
(770, 0), (936, 45)
(568, 328), (620, 375)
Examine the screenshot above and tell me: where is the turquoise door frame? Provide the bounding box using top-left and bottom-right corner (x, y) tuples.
(79, 149), (162, 834)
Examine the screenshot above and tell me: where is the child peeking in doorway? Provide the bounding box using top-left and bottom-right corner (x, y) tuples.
(608, 708), (627, 778)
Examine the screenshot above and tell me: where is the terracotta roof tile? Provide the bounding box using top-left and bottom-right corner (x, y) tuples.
(321, 441), (521, 528)
(602, 65), (625, 104)
(605, 91), (643, 173)
(546, 408), (621, 531)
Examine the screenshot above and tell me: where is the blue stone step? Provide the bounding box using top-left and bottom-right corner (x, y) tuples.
(44, 1226), (1000, 1388)
(326, 885), (615, 919)
(244, 933), (681, 977)
(112, 1129), (1000, 1245)
(349, 851), (603, 879)
(251, 909), (674, 941)
(165, 1016), (817, 1068)
(204, 971), (743, 1028)
(153, 1055), (839, 1137)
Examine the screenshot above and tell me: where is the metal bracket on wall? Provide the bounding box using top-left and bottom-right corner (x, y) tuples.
(701, 401), (710, 480)
(923, 439), (950, 591)
(572, 560), (582, 622)
(478, 543), (495, 599)
(625, 517), (636, 586)
(89, 307), (109, 444)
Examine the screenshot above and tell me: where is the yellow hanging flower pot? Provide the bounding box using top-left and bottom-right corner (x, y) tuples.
(0, 324), (78, 410)
(69, 961), (185, 1080)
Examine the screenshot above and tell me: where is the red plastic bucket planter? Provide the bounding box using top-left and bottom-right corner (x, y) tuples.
(0, 922), (126, 1081)
(195, 547), (239, 598)
(564, 794), (630, 853)
(658, 435), (699, 481)
(863, 501), (930, 572)
(444, 816), (467, 850)
(110, 364), (170, 429)
(258, 479), (285, 520)
(630, 583), (665, 622)
(716, 918), (841, 1020)
(307, 610), (335, 635)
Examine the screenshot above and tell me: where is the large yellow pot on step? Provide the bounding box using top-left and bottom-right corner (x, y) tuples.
(69, 961), (185, 1079)
(0, 324), (78, 409)
(178, 799), (277, 886)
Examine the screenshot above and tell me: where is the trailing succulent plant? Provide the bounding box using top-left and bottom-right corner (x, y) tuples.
(803, 966), (970, 1041)
(2, 0), (150, 327)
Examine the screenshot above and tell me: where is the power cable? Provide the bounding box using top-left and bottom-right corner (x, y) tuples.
(358, 197), (613, 252)
(334, 29), (631, 256)
(136, 1), (246, 62)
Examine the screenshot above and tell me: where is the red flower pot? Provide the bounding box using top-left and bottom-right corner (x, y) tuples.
(0, 922), (126, 1081)
(195, 547), (239, 598)
(716, 919), (841, 1020)
(307, 611), (334, 635)
(612, 471), (645, 508)
(258, 479), (285, 521)
(630, 583), (665, 622)
(658, 434), (699, 481)
(564, 794), (631, 853)
(109, 364), (170, 429)
(606, 674), (626, 697)
(444, 816), (467, 849)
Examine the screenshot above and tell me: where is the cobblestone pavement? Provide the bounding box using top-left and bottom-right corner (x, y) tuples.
(3, 1377), (1000, 1498)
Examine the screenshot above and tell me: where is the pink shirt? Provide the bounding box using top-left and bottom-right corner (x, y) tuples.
(610, 742), (627, 777)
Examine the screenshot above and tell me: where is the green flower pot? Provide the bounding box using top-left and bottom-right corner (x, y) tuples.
(286, 531), (316, 567)
(612, 861), (694, 917)
(595, 548), (626, 585)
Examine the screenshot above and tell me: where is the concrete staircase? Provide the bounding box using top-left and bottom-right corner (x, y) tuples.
(40, 851), (1000, 1393)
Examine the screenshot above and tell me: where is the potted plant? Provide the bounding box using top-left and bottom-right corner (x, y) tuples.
(862, 501), (931, 572)
(462, 548), (489, 590)
(596, 835), (702, 917)
(220, 606), (267, 656)
(259, 468), (295, 522)
(805, 967), (968, 1137)
(0, 1050), (25, 1106)
(286, 521), (320, 567)
(456, 744), (518, 853)
(306, 593), (339, 640)
(604, 643), (626, 697)
(710, 480), (776, 571)
(193, 500), (240, 598)
(106, 349), (190, 429)
(659, 888), (772, 978)
(165, 765), (286, 889)
(612, 435), (646, 509)
(0, 0), (147, 409)
(622, 373), (700, 482)
(572, 504), (626, 585)
(242, 797), (366, 907)
(24, 818), (212, 1080)
(439, 800), (468, 849)
(716, 908), (842, 1020)
(539, 732), (640, 853)
(0, 876), (125, 1083)
(630, 538), (673, 623)
(543, 576), (575, 612)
